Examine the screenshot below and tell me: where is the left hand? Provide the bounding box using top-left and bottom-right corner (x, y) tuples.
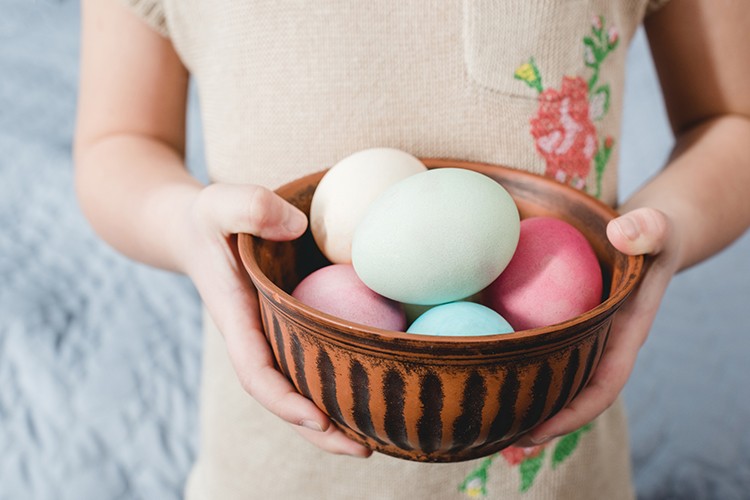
(515, 207), (682, 446)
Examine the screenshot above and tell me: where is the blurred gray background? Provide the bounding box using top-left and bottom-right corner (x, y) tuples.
(1, 1), (748, 499)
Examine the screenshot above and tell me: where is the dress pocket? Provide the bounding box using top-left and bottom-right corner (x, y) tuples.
(462, 0), (590, 96)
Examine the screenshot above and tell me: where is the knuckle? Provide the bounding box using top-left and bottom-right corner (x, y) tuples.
(237, 366), (295, 422)
(193, 184), (217, 221)
(245, 186), (276, 233)
(639, 207), (669, 237)
(234, 362), (266, 398)
(264, 391), (290, 417)
(236, 370), (257, 396)
(193, 184), (227, 234)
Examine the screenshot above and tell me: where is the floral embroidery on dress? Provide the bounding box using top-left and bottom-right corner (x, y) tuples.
(514, 15), (619, 199)
(458, 424), (593, 497)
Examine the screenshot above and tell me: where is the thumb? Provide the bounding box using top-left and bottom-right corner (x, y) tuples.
(606, 207), (671, 256)
(198, 183), (308, 240)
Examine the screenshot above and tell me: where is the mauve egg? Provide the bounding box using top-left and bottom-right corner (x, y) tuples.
(406, 301), (514, 336)
(483, 216), (603, 331)
(309, 148), (427, 264)
(292, 264), (406, 331)
(352, 168), (520, 305)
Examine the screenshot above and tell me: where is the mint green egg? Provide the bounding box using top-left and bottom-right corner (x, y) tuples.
(402, 292), (482, 324)
(351, 168), (520, 305)
(407, 302), (514, 336)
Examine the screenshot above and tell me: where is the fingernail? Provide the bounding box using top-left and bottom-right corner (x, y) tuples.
(531, 434), (551, 445)
(348, 449), (372, 459)
(284, 209), (307, 234)
(614, 217), (639, 241)
(301, 419), (323, 432)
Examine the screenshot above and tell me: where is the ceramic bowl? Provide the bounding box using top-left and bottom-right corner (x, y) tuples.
(237, 159), (644, 462)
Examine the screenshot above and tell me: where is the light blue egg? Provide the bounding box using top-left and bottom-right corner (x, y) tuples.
(406, 301), (514, 336)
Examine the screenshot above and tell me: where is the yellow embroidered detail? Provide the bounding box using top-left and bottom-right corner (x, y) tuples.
(514, 59), (543, 94)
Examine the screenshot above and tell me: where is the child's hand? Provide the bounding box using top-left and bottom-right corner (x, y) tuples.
(516, 207), (681, 446)
(178, 183), (373, 458)
(522, 0), (750, 446)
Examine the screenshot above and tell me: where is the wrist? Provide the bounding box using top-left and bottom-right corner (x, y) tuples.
(143, 180), (204, 274)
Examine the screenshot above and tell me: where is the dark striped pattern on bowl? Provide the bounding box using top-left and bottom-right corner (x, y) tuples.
(238, 159), (643, 462)
(257, 288), (609, 462)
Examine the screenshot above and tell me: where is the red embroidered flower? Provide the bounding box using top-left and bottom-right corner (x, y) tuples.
(499, 444), (546, 466)
(530, 76), (598, 186)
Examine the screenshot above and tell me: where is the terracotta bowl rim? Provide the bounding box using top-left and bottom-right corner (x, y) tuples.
(239, 159), (645, 353)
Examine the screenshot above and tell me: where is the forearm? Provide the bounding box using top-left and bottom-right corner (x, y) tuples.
(620, 115), (750, 271)
(74, 134), (202, 273)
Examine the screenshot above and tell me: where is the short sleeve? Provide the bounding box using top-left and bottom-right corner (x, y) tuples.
(119, 0), (169, 38)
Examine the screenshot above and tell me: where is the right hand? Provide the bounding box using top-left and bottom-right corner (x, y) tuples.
(176, 183), (373, 458)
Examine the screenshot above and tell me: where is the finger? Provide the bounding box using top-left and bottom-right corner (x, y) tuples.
(213, 284), (330, 431)
(293, 423), (373, 458)
(193, 247), (332, 434)
(607, 207), (670, 256)
(220, 301), (333, 432)
(210, 271), (368, 453)
(511, 434), (543, 449)
(525, 245), (675, 444)
(524, 334), (637, 445)
(223, 310), (333, 433)
(197, 183), (308, 240)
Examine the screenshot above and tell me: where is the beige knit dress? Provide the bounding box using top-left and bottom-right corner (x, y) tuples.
(120, 1), (668, 498)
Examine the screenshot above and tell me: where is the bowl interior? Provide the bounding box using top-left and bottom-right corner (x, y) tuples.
(240, 159), (643, 347)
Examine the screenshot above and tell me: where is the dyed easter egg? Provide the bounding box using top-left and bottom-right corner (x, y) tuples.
(401, 292), (482, 325)
(483, 216), (603, 331)
(352, 168), (520, 305)
(406, 302), (514, 336)
(310, 148), (427, 264)
(292, 264), (406, 331)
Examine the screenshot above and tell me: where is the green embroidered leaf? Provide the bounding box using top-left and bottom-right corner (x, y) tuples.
(519, 450), (546, 493)
(458, 455), (496, 497)
(591, 138), (611, 199)
(589, 84), (610, 121)
(583, 36), (600, 67)
(551, 432), (581, 468)
(552, 424), (594, 468)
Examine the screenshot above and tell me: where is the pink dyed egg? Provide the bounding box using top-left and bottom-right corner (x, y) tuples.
(292, 264), (406, 331)
(483, 216), (603, 331)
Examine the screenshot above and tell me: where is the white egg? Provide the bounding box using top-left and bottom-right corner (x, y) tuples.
(310, 148), (427, 264)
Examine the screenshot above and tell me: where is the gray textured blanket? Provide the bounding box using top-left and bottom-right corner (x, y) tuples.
(1, 1), (748, 499)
